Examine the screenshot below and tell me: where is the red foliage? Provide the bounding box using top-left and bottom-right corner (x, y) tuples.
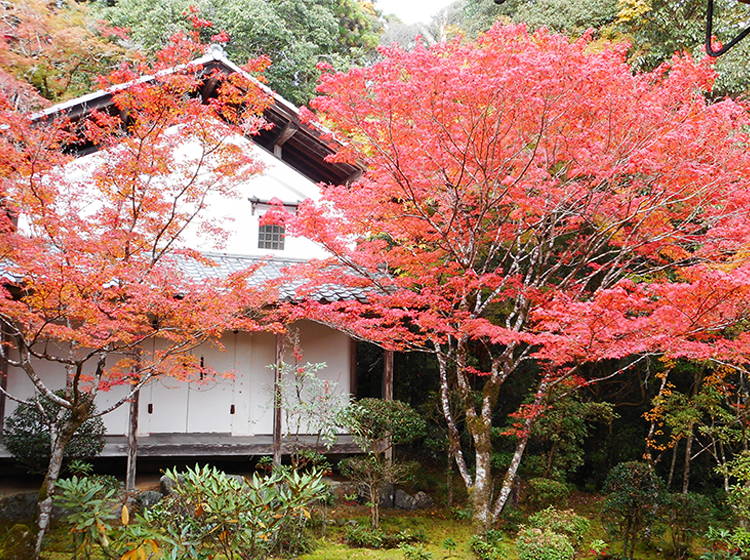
(276, 24), (750, 524)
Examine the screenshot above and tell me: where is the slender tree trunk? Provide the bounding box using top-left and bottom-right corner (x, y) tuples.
(667, 440), (679, 491)
(126, 389), (139, 492)
(273, 333), (284, 467)
(682, 426), (694, 494)
(35, 416), (81, 557)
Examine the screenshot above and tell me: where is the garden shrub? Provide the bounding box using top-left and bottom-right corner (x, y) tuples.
(54, 464), (326, 560)
(602, 461), (665, 560)
(2, 391), (105, 474)
(344, 525), (426, 549)
(398, 543), (434, 560)
(663, 492), (714, 558)
(526, 477), (570, 510)
(469, 531), (506, 560)
(527, 506), (591, 550)
(515, 525), (574, 560)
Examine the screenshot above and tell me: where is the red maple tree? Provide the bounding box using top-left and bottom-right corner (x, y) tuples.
(283, 25), (750, 530)
(0, 30), (279, 554)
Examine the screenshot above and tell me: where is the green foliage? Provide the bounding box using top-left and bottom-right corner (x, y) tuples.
(2, 392), (105, 474)
(469, 531), (506, 560)
(701, 527), (744, 560)
(148, 464), (326, 559)
(602, 461), (665, 560)
(278, 361), (347, 468)
(55, 464), (326, 560)
(529, 396), (615, 480)
(399, 543), (434, 560)
(526, 478), (570, 510)
(663, 492), (715, 558)
(344, 525), (426, 549)
(340, 398), (425, 529)
(343, 398), (426, 453)
(515, 526), (574, 560)
(527, 507), (590, 550)
(102, 0), (379, 106)
(54, 475), (121, 559)
(719, 450), (750, 525)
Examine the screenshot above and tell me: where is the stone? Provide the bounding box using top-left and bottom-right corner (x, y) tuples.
(0, 492), (37, 522)
(414, 491), (434, 509)
(378, 483), (394, 509)
(394, 489), (417, 511)
(159, 474), (185, 495)
(136, 490), (163, 511)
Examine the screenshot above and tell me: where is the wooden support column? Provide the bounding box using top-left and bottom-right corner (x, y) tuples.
(383, 350), (393, 402)
(349, 338), (358, 398)
(383, 350), (394, 463)
(0, 327), (8, 435)
(273, 333), (285, 467)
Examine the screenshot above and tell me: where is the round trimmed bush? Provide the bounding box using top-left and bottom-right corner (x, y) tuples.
(2, 391), (105, 474)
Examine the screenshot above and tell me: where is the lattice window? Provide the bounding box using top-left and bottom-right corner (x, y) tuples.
(258, 224), (285, 250)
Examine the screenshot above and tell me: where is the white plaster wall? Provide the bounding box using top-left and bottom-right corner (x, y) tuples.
(2, 322), (353, 439)
(4, 343), (133, 436)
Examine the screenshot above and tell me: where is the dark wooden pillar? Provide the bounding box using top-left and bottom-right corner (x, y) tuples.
(383, 350), (393, 402)
(349, 338), (358, 398)
(273, 333), (285, 467)
(0, 327), (8, 435)
(383, 350), (394, 462)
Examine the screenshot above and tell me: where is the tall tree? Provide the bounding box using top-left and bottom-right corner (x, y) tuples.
(0, 30), (278, 555)
(102, 0), (379, 105)
(0, 0), (124, 105)
(281, 25), (750, 532)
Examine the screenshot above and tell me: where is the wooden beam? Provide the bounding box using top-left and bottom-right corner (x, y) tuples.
(273, 333), (285, 466)
(273, 122), (298, 158)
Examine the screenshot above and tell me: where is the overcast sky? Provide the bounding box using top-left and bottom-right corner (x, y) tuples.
(375, 0), (456, 25)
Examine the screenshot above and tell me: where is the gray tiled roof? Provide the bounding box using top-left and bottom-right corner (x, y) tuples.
(178, 252), (369, 303)
(0, 252), (369, 303)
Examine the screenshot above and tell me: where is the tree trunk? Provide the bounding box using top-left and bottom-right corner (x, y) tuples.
(683, 426), (694, 494)
(470, 432), (493, 534)
(667, 440), (678, 491)
(273, 333), (284, 467)
(34, 417), (80, 557)
(126, 389), (139, 492)
(492, 428), (532, 523)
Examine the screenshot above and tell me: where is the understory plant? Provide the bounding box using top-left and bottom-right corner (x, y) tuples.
(602, 461), (665, 560)
(55, 463), (326, 560)
(339, 398), (425, 529)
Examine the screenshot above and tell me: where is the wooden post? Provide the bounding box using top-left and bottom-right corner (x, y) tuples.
(273, 333), (285, 467)
(349, 338), (358, 398)
(0, 327), (7, 435)
(383, 350), (394, 463)
(383, 350), (393, 402)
